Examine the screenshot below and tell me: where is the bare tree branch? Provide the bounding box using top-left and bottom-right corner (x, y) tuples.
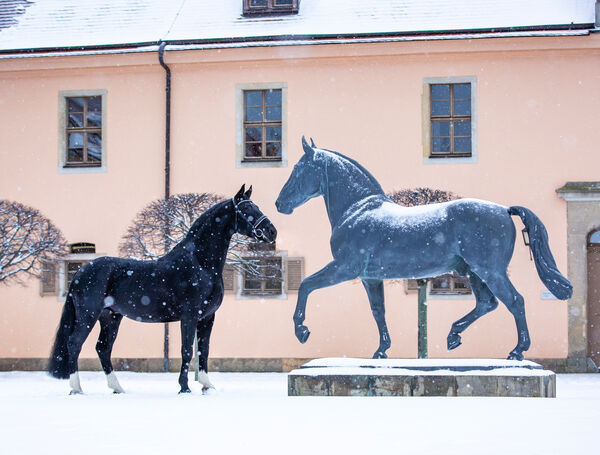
(0, 200), (67, 284)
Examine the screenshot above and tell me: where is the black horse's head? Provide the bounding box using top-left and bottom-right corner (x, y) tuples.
(231, 184), (277, 243)
(275, 136), (323, 215)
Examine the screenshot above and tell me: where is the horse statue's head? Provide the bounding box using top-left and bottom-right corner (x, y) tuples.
(275, 136), (323, 215)
(232, 184), (277, 243)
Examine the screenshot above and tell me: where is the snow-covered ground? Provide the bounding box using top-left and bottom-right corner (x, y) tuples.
(1, 371), (598, 454)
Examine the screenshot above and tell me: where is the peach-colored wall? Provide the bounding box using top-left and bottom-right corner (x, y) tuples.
(1, 35), (599, 362)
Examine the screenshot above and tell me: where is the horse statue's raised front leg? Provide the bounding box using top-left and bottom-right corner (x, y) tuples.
(294, 260), (358, 344)
(361, 279), (391, 358)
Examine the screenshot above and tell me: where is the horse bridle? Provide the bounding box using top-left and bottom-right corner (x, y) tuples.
(231, 198), (269, 240)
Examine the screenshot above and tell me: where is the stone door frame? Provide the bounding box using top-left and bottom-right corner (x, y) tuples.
(557, 182), (600, 372)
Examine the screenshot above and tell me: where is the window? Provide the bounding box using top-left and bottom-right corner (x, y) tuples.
(64, 260), (87, 295)
(430, 273), (471, 295)
(422, 77), (476, 164)
(58, 90), (107, 173)
(65, 96), (102, 166)
(244, 89), (282, 162)
(243, 256), (283, 296)
(236, 83), (287, 168)
(243, 0), (299, 16)
(430, 83), (471, 157)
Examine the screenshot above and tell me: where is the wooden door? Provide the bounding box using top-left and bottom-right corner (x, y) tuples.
(587, 241), (600, 367)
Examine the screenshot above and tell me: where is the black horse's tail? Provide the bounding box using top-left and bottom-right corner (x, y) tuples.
(508, 206), (573, 300)
(47, 293), (76, 379)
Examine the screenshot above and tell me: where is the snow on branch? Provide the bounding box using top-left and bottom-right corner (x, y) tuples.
(0, 200), (67, 284)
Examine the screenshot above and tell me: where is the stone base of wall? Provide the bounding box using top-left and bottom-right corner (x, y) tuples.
(0, 357), (596, 373)
(0, 357), (311, 373)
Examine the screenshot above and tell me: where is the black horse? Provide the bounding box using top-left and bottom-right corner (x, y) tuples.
(48, 185), (276, 394)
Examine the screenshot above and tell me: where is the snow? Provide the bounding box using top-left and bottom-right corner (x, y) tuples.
(0, 371), (598, 454)
(301, 357), (543, 370)
(0, 0), (596, 53)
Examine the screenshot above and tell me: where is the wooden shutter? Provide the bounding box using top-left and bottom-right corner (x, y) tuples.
(223, 264), (235, 293)
(39, 260), (58, 296)
(285, 257), (304, 292)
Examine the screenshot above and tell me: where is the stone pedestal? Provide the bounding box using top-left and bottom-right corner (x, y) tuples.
(288, 358), (556, 397)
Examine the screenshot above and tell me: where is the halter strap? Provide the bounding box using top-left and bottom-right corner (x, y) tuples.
(231, 198), (269, 240)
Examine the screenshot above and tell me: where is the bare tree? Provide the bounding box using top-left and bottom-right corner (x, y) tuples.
(0, 200), (67, 284)
(388, 187), (459, 207)
(119, 193), (278, 278)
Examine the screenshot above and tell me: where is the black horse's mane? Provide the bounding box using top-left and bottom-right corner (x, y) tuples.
(185, 198), (231, 241)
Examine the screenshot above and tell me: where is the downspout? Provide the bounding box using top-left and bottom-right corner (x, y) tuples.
(158, 41), (171, 373)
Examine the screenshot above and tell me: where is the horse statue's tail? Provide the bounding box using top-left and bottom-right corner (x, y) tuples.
(47, 292), (76, 379)
(508, 206), (573, 300)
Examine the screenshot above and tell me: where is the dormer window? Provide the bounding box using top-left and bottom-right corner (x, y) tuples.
(243, 0), (299, 16)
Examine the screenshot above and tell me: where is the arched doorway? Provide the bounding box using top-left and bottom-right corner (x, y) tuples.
(587, 229), (600, 368)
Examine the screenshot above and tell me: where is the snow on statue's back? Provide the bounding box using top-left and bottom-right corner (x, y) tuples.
(276, 136), (573, 360)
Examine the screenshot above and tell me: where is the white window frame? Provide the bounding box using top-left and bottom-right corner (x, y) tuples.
(235, 82), (288, 168)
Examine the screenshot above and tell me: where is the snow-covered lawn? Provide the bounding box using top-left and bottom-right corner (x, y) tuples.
(1, 371), (598, 454)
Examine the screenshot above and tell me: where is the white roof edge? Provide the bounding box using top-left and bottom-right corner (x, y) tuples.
(0, 29), (593, 60)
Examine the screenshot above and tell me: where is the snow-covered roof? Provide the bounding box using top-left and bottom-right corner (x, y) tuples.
(0, 0), (596, 55)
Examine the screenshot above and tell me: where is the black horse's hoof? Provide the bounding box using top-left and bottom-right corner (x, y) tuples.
(447, 333), (462, 350)
(507, 352), (524, 361)
(295, 325), (311, 344)
(178, 387), (192, 394)
(372, 351), (388, 359)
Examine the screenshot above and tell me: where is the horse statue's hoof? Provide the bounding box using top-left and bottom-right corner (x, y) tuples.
(447, 333), (462, 350)
(295, 325), (311, 344)
(372, 351), (387, 359)
(507, 352), (524, 361)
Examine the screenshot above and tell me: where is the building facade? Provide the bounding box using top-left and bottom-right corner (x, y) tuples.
(1, 0), (599, 372)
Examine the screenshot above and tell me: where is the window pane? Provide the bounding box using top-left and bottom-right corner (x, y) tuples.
(245, 91), (262, 106)
(266, 106), (282, 121)
(266, 126), (281, 141)
(453, 84), (471, 100)
(250, 0), (268, 6)
(68, 97), (84, 113)
(245, 127), (262, 142)
(432, 121), (450, 137)
(88, 96), (102, 111)
(432, 100), (450, 116)
(454, 121), (471, 137)
(87, 112), (102, 127)
(274, 0), (293, 5)
(88, 132), (102, 147)
(246, 106), (263, 122)
(432, 137), (450, 154)
(87, 148), (102, 162)
(245, 277), (262, 290)
(68, 113), (84, 128)
(245, 143), (262, 158)
(431, 85), (450, 99)
(67, 149), (83, 162)
(432, 276), (451, 290)
(265, 89), (281, 106)
(266, 142), (281, 157)
(454, 137), (472, 153)
(453, 100), (471, 116)
(68, 133), (84, 147)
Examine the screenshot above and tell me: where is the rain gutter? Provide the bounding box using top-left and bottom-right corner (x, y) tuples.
(158, 41), (171, 373)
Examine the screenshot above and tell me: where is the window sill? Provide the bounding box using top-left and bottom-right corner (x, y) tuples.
(423, 155), (477, 165)
(59, 164), (106, 174)
(237, 159), (286, 169)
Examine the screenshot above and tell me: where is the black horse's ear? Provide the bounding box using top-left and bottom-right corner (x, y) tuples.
(235, 184), (245, 201)
(244, 185), (253, 199)
(302, 136), (314, 157)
